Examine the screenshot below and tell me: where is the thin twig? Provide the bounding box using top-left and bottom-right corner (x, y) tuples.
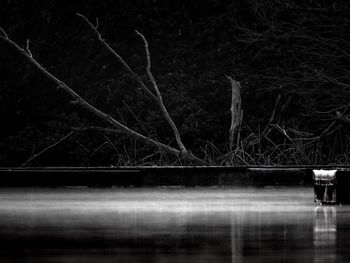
(0, 27), (8, 39)
(95, 17), (99, 29)
(72, 126), (205, 163)
(26, 39), (32, 57)
(28, 145), (36, 167)
(248, 94), (281, 147)
(76, 13), (157, 101)
(122, 100), (149, 135)
(261, 94), (281, 137)
(91, 141), (109, 157)
(72, 126), (123, 134)
(21, 131), (74, 167)
(104, 135), (119, 155)
(300, 60), (350, 88)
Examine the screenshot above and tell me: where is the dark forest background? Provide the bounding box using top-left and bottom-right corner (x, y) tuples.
(1, 0), (350, 166)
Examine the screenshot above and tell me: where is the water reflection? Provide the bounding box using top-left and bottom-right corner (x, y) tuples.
(0, 188), (348, 262)
(313, 206), (337, 262)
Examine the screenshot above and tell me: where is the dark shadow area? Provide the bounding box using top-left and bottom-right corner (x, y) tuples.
(1, 1), (350, 166)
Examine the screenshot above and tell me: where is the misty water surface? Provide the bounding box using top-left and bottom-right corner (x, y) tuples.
(0, 187), (347, 262)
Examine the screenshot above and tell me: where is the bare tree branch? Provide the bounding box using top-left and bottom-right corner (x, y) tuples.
(122, 100), (149, 136)
(72, 126), (191, 159)
(0, 29), (203, 163)
(135, 30), (188, 154)
(261, 94), (281, 137)
(25, 39), (32, 57)
(76, 13), (158, 101)
(21, 131), (75, 167)
(72, 126), (124, 133)
(77, 13), (190, 157)
(0, 27), (8, 39)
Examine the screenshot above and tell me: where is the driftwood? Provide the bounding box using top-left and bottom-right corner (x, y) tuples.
(0, 19), (203, 164)
(226, 75), (243, 150)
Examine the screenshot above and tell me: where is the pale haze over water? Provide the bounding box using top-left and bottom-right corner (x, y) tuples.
(0, 187), (346, 262)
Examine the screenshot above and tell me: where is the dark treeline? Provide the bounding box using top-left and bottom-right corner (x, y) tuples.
(1, 0), (350, 166)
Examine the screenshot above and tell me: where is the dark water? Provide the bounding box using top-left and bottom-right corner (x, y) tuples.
(0, 187), (348, 262)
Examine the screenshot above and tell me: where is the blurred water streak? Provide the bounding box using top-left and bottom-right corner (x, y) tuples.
(0, 187), (348, 262)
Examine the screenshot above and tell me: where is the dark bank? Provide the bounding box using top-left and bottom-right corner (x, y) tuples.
(1, 165), (350, 187)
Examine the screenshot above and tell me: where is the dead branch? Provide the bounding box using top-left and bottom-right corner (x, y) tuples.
(0, 29), (203, 163)
(261, 94), (281, 137)
(0, 27), (8, 38)
(25, 39), (32, 57)
(226, 75), (242, 150)
(336, 111), (350, 123)
(300, 61), (350, 88)
(72, 126), (124, 134)
(135, 30), (188, 154)
(286, 127), (314, 137)
(72, 126), (196, 161)
(270, 124), (297, 146)
(21, 131), (75, 167)
(76, 13), (157, 101)
(122, 100), (149, 135)
(78, 13), (190, 158)
(91, 141), (109, 157)
(246, 94), (281, 147)
(104, 135), (119, 155)
(277, 96), (291, 124)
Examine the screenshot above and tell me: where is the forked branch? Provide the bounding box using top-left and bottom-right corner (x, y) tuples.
(77, 13), (189, 156)
(0, 27), (8, 39)
(135, 30), (188, 154)
(76, 13), (157, 101)
(0, 28), (203, 163)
